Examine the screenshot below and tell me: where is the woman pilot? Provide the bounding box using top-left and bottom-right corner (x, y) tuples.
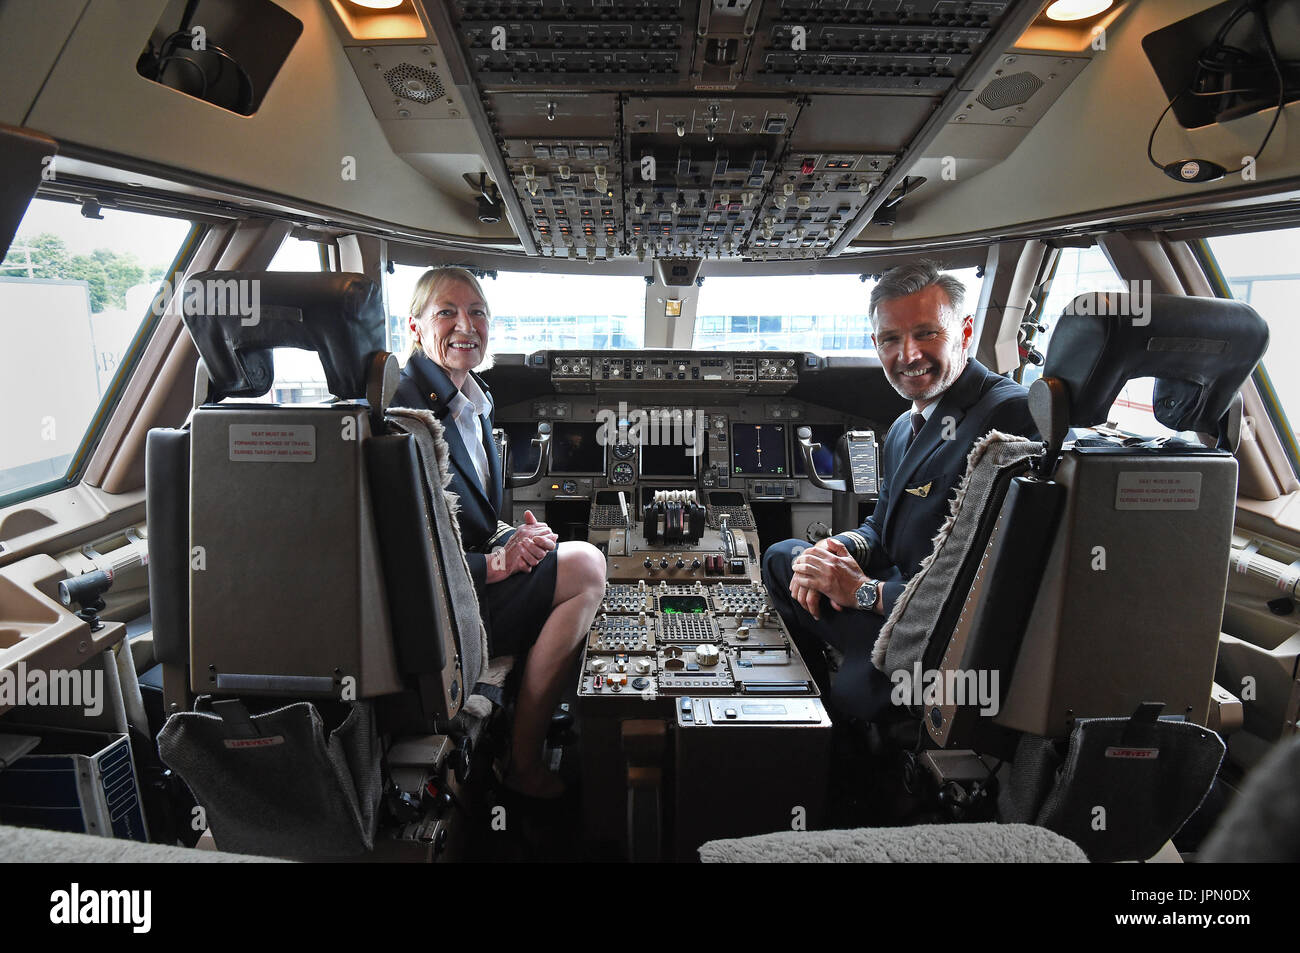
(391, 267), (605, 798)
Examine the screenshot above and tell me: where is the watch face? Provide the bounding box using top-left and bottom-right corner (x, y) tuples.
(857, 583), (875, 609)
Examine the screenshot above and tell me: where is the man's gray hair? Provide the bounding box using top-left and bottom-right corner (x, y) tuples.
(869, 260), (967, 327)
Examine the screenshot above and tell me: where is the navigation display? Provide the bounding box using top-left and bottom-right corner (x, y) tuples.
(551, 422), (605, 475)
(793, 424), (844, 477)
(731, 423), (787, 476)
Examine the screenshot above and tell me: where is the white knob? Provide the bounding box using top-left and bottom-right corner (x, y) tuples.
(696, 644), (720, 666)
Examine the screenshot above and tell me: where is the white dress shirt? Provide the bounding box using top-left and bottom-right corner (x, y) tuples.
(448, 374), (492, 494)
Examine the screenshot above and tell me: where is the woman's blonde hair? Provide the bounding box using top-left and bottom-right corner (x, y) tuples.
(408, 267), (491, 358)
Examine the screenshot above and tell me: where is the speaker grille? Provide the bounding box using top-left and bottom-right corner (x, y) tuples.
(384, 63), (445, 104)
(976, 71), (1043, 111)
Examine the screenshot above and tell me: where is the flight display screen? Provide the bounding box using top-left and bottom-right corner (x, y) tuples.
(551, 422), (605, 475)
(640, 440), (699, 477)
(504, 422), (540, 475)
(660, 595), (709, 614)
(793, 424), (844, 477)
(731, 423), (788, 475)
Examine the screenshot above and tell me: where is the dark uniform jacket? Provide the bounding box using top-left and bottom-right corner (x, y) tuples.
(390, 349), (514, 591)
(830, 358), (1039, 614)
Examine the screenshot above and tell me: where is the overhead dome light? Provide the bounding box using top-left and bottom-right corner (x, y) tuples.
(348, 0), (404, 9)
(1044, 0), (1113, 21)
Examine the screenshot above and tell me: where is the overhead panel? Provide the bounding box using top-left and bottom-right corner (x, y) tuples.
(435, 0), (1022, 261)
(321, 2), (520, 241)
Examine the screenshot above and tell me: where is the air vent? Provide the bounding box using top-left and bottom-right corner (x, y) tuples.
(385, 63), (445, 104)
(976, 71), (1044, 111)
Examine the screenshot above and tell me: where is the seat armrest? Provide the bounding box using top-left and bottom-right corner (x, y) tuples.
(1207, 681), (1243, 736)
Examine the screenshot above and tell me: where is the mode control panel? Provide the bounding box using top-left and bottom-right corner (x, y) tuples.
(544, 352), (803, 394)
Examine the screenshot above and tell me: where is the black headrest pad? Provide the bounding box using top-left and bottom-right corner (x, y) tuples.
(182, 271), (385, 400)
(1044, 292), (1268, 433)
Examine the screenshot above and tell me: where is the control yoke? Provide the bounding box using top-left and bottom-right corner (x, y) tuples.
(796, 425), (880, 534)
(796, 426), (846, 492)
(506, 421), (553, 488)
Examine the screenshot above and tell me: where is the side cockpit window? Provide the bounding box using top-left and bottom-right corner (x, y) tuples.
(1022, 244), (1169, 437)
(0, 197), (197, 505)
(1205, 226), (1300, 472)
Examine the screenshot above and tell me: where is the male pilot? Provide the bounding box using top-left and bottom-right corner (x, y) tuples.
(762, 260), (1038, 722)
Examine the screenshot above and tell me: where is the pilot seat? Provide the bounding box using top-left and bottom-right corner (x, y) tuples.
(144, 271), (505, 859)
(708, 291), (1269, 863)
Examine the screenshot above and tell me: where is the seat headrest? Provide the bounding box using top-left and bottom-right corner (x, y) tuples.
(182, 271), (386, 401)
(1042, 292), (1268, 434)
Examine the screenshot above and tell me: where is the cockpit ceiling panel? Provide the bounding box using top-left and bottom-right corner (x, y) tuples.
(447, 0), (1012, 95)
(438, 0), (1020, 262)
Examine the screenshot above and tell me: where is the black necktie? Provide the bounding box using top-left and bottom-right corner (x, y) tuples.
(909, 412), (925, 445)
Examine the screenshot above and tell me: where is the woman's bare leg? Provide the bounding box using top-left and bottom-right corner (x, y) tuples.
(506, 540), (605, 796)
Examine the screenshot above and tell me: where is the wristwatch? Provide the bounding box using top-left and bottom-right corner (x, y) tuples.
(855, 580), (878, 611)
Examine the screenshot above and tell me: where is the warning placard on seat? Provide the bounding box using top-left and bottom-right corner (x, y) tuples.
(228, 425), (317, 463)
(1115, 471), (1201, 510)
